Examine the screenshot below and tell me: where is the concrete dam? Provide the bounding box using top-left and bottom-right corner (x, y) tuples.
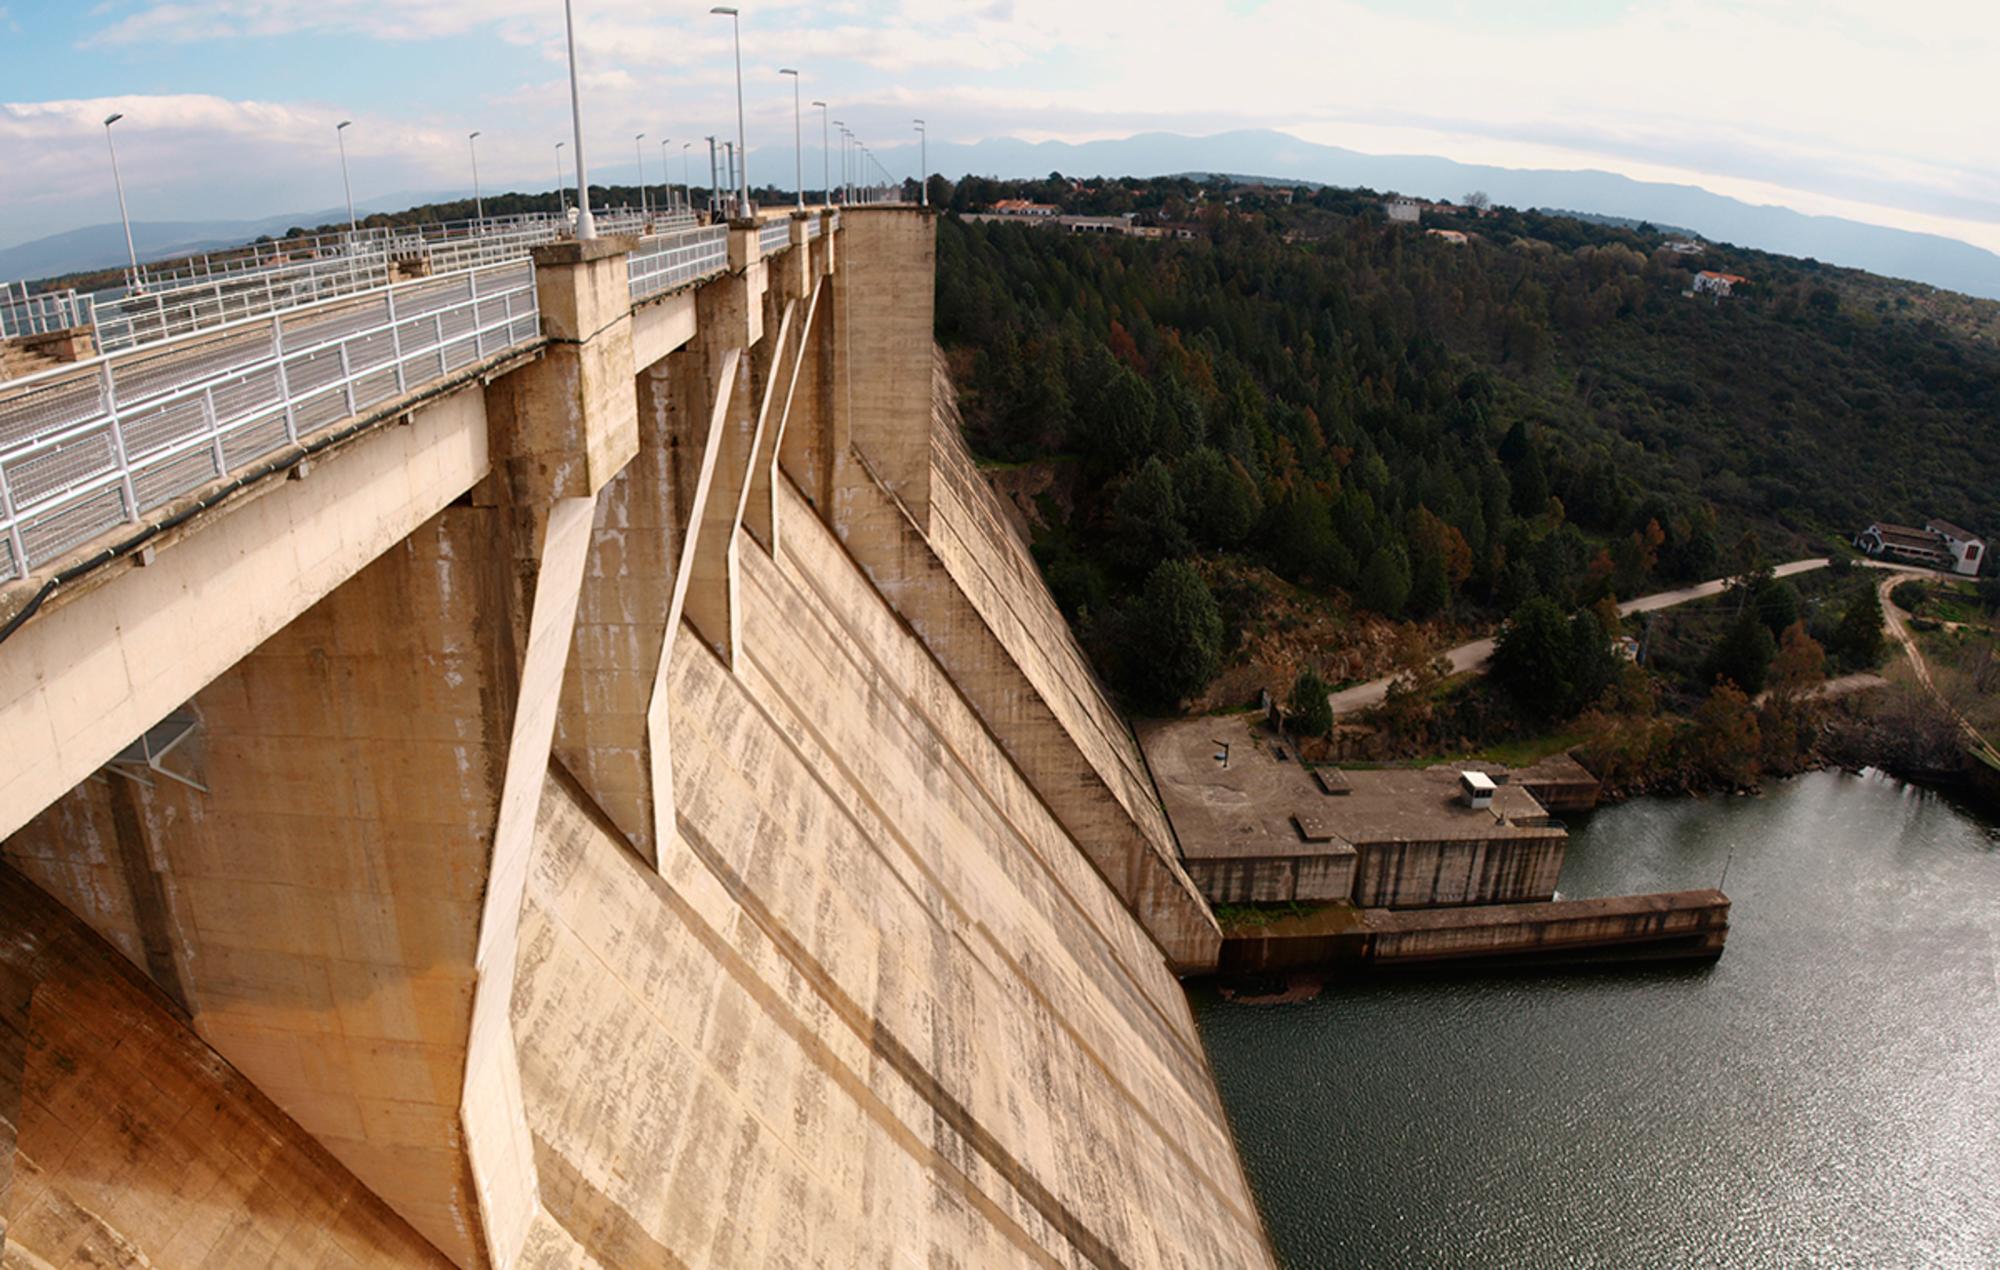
(0, 209), (1272, 1266)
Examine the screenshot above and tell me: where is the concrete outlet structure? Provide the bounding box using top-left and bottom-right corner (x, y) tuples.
(0, 208), (1267, 1267)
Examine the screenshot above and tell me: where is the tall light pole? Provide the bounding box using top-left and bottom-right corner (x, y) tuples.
(832, 121), (846, 204)
(779, 68), (802, 210)
(711, 7), (748, 217)
(555, 141), (569, 219)
(810, 100), (828, 205)
(468, 130), (484, 222)
(634, 132), (648, 218)
(913, 119), (926, 206)
(706, 136), (718, 216)
(661, 138), (674, 212)
(681, 142), (692, 215)
(562, 0), (595, 238)
(724, 142), (736, 213)
(335, 120), (357, 234)
(102, 113), (140, 289)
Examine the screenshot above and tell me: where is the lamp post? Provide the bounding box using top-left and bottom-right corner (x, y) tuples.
(832, 121), (846, 204)
(661, 138), (673, 213)
(711, 7), (748, 217)
(335, 120), (357, 234)
(779, 68), (802, 210)
(724, 142), (735, 214)
(913, 119), (926, 207)
(468, 130), (484, 222)
(681, 141), (692, 215)
(555, 142), (569, 219)
(706, 136), (718, 216)
(634, 132), (648, 218)
(562, 0), (595, 238)
(810, 100), (828, 205)
(102, 113), (140, 289)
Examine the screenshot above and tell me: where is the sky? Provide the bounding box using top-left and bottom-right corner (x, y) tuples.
(2, 0), (1998, 255)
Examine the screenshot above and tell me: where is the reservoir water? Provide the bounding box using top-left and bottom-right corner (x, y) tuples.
(1195, 770), (2000, 1268)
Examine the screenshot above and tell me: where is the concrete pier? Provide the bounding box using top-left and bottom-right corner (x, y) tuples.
(1215, 890), (1732, 975)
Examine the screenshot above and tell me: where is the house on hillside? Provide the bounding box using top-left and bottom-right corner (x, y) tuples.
(1384, 196), (1421, 224)
(1692, 270), (1748, 297)
(990, 199), (1058, 217)
(1427, 228), (1468, 244)
(1856, 519), (1985, 575)
(1664, 238), (1704, 254)
(1927, 519), (1986, 575)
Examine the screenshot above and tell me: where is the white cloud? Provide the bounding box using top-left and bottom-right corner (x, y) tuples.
(11, 0), (1998, 256)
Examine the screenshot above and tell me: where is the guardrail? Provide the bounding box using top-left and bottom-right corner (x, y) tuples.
(5, 207), (698, 362)
(1, 284), (95, 342)
(628, 225), (731, 302)
(758, 218), (793, 255)
(0, 259), (540, 583)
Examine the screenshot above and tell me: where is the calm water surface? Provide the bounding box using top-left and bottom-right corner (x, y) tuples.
(1195, 770), (2000, 1268)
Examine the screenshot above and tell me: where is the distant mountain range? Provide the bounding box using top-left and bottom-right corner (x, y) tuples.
(8, 129), (1999, 301)
(0, 191), (467, 285)
(921, 131), (2000, 301)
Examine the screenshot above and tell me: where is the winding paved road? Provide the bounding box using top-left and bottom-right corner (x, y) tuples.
(1329, 557), (1836, 717)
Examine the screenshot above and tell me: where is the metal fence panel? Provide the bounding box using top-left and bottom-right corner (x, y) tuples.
(628, 226), (731, 302)
(0, 259), (539, 583)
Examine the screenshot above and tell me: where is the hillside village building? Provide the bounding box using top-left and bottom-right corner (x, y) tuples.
(1692, 270), (1749, 297)
(1384, 196), (1422, 223)
(1857, 518), (1985, 575)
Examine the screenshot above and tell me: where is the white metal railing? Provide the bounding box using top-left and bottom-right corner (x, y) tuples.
(91, 248), (395, 354)
(806, 217), (823, 241)
(1, 284), (95, 341)
(0, 259), (540, 583)
(5, 207), (698, 362)
(629, 226), (731, 302)
(759, 218), (793, 255)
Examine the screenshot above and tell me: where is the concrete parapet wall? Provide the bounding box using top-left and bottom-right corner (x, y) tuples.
(1350, 834), (1566, 908)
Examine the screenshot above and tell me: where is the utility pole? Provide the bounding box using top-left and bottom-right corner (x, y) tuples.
(913, 119), (926, 206)
(706, 136), (718, 216)
(555, 142), (569, 219)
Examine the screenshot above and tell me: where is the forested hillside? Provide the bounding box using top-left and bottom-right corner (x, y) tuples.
(934, 177), (2000, 712)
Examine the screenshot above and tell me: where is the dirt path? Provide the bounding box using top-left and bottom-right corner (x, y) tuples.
(1329, 557), (1835, 717)
(1878, 573), (2000, 766)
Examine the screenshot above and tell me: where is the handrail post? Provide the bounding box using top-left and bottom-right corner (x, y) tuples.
(271, 314), (299, 445)
(202, 384), (226, 478)
(386, 287), (406, 395)
(98, 362), (141, 524)
(0, 463), (28, 580)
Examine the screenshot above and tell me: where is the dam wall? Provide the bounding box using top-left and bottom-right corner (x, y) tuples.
(0, 207), (1272, 1267)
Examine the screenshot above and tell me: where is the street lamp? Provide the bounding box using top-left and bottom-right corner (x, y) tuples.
(102, 113), (140, 289)
(810, 100), (828, 205)
(335, 120), (357, 234)
(724, 142), (735, 211)
(468, 130), (484, 223)
(562, 0), (595, 238)
(779, 68), (802, 210)
(711, 7), (748, 217)
(661, 137), (673, 213)
(913, 119), (926, 207)
(832, 120), (846, 204)
(706, 136), (718, 216)
(634, 132), (648, 218)
(680, 141), (692, 215)
(555, 141), (569, 219)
